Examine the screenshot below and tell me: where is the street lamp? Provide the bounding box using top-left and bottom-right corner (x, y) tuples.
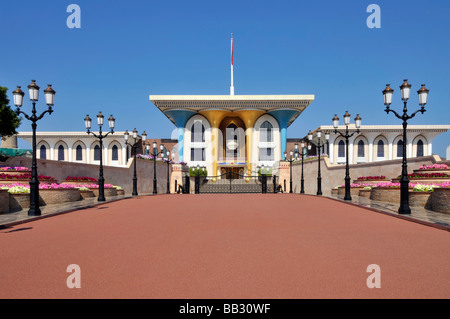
(124, 129), (146, 196)
(84, 112), (115, 202)
(13, 80), (55, 216)
(333, 111), (362, 201)
(299, 140), (307, 194)
(383, 80), (429, 215)
(308, 129), (329, 196)
(284, 149), (296, 193)
(147, 141), (166, 194)
(193, 164), (206, 194)
(165, 150), (175, 194)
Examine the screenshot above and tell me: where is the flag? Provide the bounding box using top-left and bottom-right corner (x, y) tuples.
(231, 34), (234, 66)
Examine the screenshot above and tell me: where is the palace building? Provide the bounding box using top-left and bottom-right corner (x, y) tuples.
(149, 94), (314, 176)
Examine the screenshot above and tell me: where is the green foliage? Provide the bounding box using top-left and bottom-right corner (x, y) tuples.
(0, 86), (21, 137)
(189, 167), (207, 177)
(258, 167), (273, 177)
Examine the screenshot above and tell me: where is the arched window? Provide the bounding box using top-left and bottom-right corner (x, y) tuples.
(58, 145), (65, 161)
(260, 121), (273, 143)
(76, 145), (83, 161)
(94, 145), (101, 161)
(377, 140), (385, 158)
(191, 121), (205, 142)
(40, 145), (47, 160)
(112, 145), (119, 161)
(397, 140), (403, 157)
(357, 140), (365, 158)
(417, 140), (424, 157)
(338, 140), (345, 158)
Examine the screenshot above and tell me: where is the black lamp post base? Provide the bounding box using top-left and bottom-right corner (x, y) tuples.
(28, 208), (41, 217)
(398, 205), (411, 215)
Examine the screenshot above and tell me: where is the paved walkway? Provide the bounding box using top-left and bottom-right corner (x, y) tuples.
(0, 194), (449, 299)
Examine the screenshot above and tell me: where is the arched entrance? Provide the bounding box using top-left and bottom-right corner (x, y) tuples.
(218, 117), (246, 178)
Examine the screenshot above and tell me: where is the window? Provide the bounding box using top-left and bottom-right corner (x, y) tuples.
(112, 145), (118, 161)
(191, 147), (205, 161)
(338, 140), (345, 158)
(259, 121), (274, 162)
(191, 121), (205, 143)
(259, 147), (274, 161)
(58, 145), (65, 161)
(377, 140), (385, 158)
(357, 140), (365, 158)
(40, 145), (46, 160)
(260, 121), (273, 143)
(397, 140), (403, 157)
(417, 140), (424, 157)
(94, 145), (101, 161)
(76, 145), (83, 161)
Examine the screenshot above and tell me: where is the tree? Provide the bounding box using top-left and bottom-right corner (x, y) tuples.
(0, 86), (21, 137)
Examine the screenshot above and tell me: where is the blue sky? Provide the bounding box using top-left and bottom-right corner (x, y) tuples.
(1, 0), (449, 157)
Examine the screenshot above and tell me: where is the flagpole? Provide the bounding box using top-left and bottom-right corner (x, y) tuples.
(230, 33), (235, 96)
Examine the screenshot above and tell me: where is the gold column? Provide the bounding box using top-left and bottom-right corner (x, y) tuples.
(234, 110), (265, 175)
(198, 110), (228, 176)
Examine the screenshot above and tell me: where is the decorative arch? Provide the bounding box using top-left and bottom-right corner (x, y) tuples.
(373, 135), (388, 161)
(37, 140), (50, 160)
(412, 135), (428, 158)
(184, 114), (212, 168)
(353, 135), (369, 163)
(108, 140), (123, 165)
(72, 140), (86, 163)
(332, 136), (346, 164)
(392, 135), (404, 159)
(253, 114), (280, 166)
(89, 140), (102, 164)
(54, 140), (68, 162)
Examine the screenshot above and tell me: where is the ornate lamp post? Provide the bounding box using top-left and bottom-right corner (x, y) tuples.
(299, 140), (307, 194)
(124, 129), (146, 196)
(84, 112), (115, 202)
(333, 112), (362, 201)
(147, 141), (166, 194)
(13, 80), (56, 216)
(284, 149), (295, 193)
(383, 80), (429, 215)
(165, 150), (175, 194)
(193, 164), (206, 194)
(308, 129), (329, 196)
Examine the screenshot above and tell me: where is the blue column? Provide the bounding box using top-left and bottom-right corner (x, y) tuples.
(268, 109), (301, 158)
(163, 110), (196, 163)
(177, 126), (185, 162)
(280, 125), (287, 157)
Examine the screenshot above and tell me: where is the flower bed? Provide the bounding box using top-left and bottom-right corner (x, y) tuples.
(39, 188), (81, 205)
(78, 187), (95, 199)
(397, 172), (449, 179)
(113, 186), (125, 196)
(337, 183), (377, 197)
(1, 183), (82, 208)
(419, 164), (448, 170)
(0, 166), (31, 172)
(0, 173), (56, 184)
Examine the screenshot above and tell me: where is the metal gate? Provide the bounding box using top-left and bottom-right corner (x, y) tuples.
(195, 171), (277, 194)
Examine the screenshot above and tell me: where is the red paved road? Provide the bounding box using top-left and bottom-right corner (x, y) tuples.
(0, 194), (449, 299)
